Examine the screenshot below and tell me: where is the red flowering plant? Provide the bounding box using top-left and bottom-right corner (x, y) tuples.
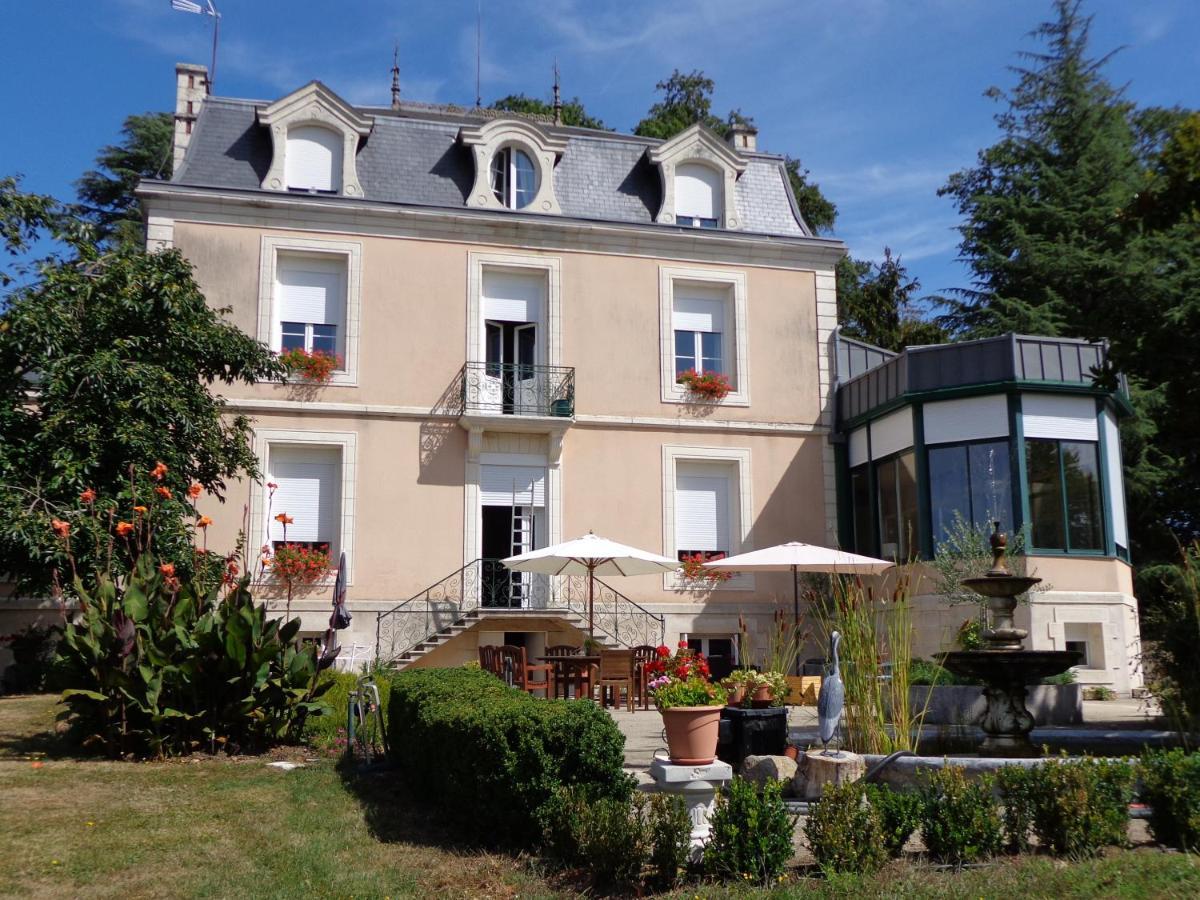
(677, 552), (734, 585)
(279, 348), (342, 384)
(259, 483), (334, 615)
(676, 368), (732, 400)
(644, 641), (726, 709)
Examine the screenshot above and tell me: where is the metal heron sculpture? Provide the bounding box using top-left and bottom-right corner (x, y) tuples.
(817, 630), (844, 755)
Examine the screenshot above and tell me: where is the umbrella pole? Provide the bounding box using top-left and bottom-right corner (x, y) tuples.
(793, 565), (800, 676)
(588, 564), (595, 636)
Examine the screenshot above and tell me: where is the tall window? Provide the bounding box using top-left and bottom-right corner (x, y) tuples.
(928, 440), (1013, 550)
(1025, 439), (1104, 551)
(275, 253), (346, 362)
(672, 289), (726, 379)
(490, 147), (537, 209)
(285, 125), (342, 193)
(675, 462), (732, 563)
(267, 445), (342, 555)
(675, 162), (721, 228)
(876, 451), (918, 560)
(849, 464), (873, 555)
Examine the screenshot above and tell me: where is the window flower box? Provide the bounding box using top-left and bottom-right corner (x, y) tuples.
(676, 368), (732, 401)
(279, 348), (342, 384)
(678, 552), (733, 584)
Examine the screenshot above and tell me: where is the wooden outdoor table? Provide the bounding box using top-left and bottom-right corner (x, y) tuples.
(538, 655), (599, 700)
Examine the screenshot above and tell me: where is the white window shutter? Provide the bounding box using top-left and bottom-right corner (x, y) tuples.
(285, 125), (342, 192)
(672, 296), (725, 333)
(277, 256), (345, 327)
(675, 470), (730, 552)
(268, 446), (341, 547)
(675, 163), (721, 220)
(1021, 394), (1099, 441)
(480, 465), (546, 507)
(482, 270), (543, 323)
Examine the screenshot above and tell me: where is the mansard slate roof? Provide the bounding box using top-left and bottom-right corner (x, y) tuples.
(172, 96), (811, 237)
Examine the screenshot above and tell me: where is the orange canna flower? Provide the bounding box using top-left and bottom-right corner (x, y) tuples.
(154, 486), (171, 500)
(196, 515), (213, 529)
(164, 576), (181, 592)
(159, 563), (175, 577)
(51, 519), (70, 538)
(115, 522), (134, 537)
(187, 483), (202, 499)
(274, 513), (293, 525)
(150, 462), (168, 481)
(133, 505), (148, 516)
(80, 488), (97, 504)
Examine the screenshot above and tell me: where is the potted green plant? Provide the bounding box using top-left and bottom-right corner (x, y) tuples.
(721, 669), (757, 707)
(751, 670), (789, 708)
(645, 642), (726, 764)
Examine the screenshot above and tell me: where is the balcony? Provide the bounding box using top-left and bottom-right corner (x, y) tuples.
(458, 361), (575, 419)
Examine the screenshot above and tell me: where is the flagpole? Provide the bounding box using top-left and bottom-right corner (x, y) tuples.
(209, 4), (220, 93)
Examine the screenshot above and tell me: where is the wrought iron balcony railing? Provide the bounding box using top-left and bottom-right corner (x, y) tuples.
(459, 361), (575, 418)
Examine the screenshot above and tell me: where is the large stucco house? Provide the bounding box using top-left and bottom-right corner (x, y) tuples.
(0, 62), (1143, 696)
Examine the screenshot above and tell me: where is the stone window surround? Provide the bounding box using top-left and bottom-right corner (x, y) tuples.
(661, 445), (754, 592)
(649, 123), (747, 230)
(460, 119), (568, 215)
(251, 428), (358, 586)
(466, 251), (562, 366)
(258, 235), (363, 387)
(659, 265), (750, 407)
(257, 82), (373, 198)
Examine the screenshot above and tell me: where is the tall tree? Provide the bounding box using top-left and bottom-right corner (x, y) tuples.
(938, 0), (1200, 562)
(489, 93), (607, 130)
(76, 112), (173, 249)
(938, 0), (1140, 338)
(0, 177), (282, 594)
(836, 249), (947, 352)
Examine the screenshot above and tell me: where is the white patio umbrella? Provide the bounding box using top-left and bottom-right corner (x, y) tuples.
(702, 542), (894, 673)
(502, 532), (678, 635)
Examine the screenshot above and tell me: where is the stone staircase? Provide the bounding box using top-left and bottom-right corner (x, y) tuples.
(375, 559), (664, 668)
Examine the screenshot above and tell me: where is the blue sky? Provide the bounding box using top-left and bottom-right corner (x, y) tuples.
(3, 0), (1198, 300)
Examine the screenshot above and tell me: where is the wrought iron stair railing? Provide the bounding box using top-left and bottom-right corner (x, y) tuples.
(375, 558), (666, 664)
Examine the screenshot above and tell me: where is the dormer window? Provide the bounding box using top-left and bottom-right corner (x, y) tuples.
(648, 123), (747, 230)
(674, 163), (722, 228)
(490, 147), (538, 209)
(460, 119), (567, 215)
(286, 125), (342, 193)
(258, 82), (373, 198)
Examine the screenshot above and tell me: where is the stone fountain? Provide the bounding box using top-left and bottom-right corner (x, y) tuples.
(938, 524), (1080, 757)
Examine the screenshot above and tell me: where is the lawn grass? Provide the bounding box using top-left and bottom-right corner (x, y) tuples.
(2, 693), (1198, 899)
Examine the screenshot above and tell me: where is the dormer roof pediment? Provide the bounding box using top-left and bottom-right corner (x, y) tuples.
(257, 81), (373, 135)
(648, 123), (747, 175)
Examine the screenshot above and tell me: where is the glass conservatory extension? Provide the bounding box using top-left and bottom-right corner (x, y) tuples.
(833, 333), (1131, 563)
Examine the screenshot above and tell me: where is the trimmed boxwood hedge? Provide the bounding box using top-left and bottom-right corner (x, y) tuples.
(387, 667), (633, 845)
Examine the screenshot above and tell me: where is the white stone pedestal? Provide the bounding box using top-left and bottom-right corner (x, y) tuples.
(648, 756), (734, 861)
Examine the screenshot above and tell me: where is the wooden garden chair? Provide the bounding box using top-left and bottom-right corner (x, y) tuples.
(498, 645), (553, 697)
(597, 649), (636, 712)
(632, 645), (657, 710)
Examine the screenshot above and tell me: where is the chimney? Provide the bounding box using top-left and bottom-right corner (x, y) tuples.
(726, 122), (758, 153)
(173, 63), (209, 175)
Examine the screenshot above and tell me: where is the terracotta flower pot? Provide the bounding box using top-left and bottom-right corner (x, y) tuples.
(725, 685), (747, 707)
(751, 684), (773, 709)
(784, 744), (799, 761)
(660, 705), (724, 765)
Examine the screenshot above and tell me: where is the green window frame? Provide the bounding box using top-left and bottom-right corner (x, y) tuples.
(1024, 438), (1104, 553)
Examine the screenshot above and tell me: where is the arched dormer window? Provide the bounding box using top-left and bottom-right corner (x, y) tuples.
(258, 82), (373, 197)
(648, 123), (747, 230)
(674, 162), (722, 228)
(460, 119), (567, 214)
(490, 146), (538, 209)
(285, 125), (342, 193)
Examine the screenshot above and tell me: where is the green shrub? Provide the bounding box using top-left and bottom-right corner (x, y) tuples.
(57, 552), (329, 757)
(538, 784), (589, 868)
(387, 667), (632, 847)
(705, 777), (795, 884)
(866, 784), (922, 857)
(919, 766), (1003, 865)
(1139, 749), (1200, 851)
(804, 780), (887, 874)
(997, 758), (1133, 857)
(995, 765), (1036, 853)
(648, 793), (692, 890)
(0, 623), (60, 694)
(578, 794), (649, 892)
